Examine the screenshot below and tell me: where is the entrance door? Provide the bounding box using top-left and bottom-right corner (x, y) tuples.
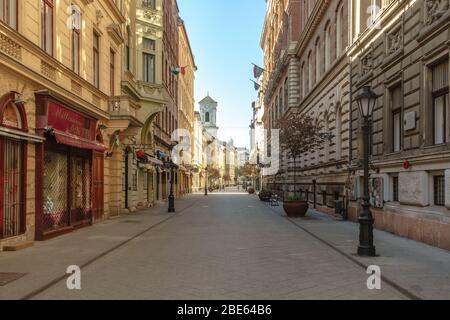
(123, 149), (129, 209)
(0, 138), (25, 239)
(92, 151), (104, 221)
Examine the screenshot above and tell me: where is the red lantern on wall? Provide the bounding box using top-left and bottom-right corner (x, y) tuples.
(403, 160), (411, 170)
(136, 149), (145, 158)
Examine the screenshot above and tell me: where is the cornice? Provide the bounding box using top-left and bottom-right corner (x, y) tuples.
(295, 0), (330, 57)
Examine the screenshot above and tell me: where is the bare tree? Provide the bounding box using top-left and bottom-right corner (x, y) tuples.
(277, 112), (330, 198)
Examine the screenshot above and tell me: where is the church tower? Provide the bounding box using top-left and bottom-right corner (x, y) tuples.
(199, 95), (219, 138)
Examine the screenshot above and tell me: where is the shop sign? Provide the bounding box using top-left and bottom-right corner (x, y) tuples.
(47, 102), (95, 140)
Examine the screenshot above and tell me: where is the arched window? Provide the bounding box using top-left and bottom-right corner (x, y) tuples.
(301, 61), (307, 98)
(315, 37), (321, 81)
(205, 112), (210, 123)
(324, 21), (331, 70)
(336, 2), (346, 56)
(308, 51), (314, 90)
(284, 78), (289, 109)
(0, 92), (28, 240)
(324, 112), (330, 163)
(336, 105), (342, 160)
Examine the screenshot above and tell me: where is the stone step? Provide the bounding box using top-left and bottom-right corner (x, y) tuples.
(2, 241), (34, 252)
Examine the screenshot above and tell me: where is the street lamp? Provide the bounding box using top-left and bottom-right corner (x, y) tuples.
(356, 86), (377, 257)
(204, 165), (209, 196)
(166, 142), (178, 213)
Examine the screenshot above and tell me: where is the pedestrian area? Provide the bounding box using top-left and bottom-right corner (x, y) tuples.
(0, 189), (449, 300)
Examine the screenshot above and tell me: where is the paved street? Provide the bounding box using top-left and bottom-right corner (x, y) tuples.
(1, 189), (449, 300)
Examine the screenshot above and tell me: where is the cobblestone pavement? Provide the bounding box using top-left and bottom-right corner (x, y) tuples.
(29, 191), (406, 300)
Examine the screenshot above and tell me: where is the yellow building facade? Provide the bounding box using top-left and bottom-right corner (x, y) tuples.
(177, 18), (196, 195)
(0, 0), (125, 247)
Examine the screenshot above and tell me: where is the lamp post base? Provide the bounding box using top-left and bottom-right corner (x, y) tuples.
(358, 216), (376, 257)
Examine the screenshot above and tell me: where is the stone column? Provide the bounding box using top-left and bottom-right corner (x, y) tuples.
(288, 54), (300, 108)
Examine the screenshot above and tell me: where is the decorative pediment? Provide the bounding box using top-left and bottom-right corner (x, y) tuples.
(107, 23), (124, 45)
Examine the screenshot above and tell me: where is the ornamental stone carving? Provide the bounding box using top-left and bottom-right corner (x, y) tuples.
(425, 0), (450, 25)
(388, 28), (402, 54)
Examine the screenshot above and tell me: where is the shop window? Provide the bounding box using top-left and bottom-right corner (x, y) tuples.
(1, 138), (25, 238)
(0, 95), (27, 240)
(43, 150), (69, 229)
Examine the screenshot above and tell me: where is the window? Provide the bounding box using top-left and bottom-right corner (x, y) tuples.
(142, 0), (156, 9)
(41, 0), (53, 55)
(432, 60), (449, 145)
(325, 22), (331, 70)
(71, 8), (80, 74)
(308, 51), (314, 89)
(434, 175), (445, 206)
(205, 112), (210, 123)
(143, 53), (155, 83)
(316, 38), (321, 80)
(0, 0), (18, 30)
(335, 106), (342, 160)
(336, 3), (345, 55)
(390, 85), (402, 152)
(392, 176), (399, 202)
(284, 78), (289, 110)
(143, 38), (155, 51)
(93, 32), (100, 88)
(126, 25), (132, 71)
(110, 49), (115, 95)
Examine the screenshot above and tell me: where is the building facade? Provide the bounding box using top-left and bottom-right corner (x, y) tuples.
(0, 0), (126, 246)
(177, 18), (196, 196)
(347, 0), (450, 251)
(261, 0), (351, 209)
(261, 0), (450, 251)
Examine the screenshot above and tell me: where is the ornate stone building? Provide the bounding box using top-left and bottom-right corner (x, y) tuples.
(177, 18), (197, 196)
(0, 0), (125, 247)
(348, 0), (450, 250)
(261, 0), (352, 213)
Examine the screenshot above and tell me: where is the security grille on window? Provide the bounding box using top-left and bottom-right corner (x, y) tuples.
(432, 60), (449, 145)
(434, 175), (445, 206)
(392, 176), (399, 202)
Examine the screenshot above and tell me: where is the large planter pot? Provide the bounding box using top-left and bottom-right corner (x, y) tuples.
(283, 201), (309, 218)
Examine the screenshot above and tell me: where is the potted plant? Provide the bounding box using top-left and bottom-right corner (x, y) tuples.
(283, 194), (309, 217)
(247, 187), (255, 194)
(277, 113), (330, 218)
(258, 189), (272, 202)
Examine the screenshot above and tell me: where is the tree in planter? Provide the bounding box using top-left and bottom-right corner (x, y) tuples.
(277, 112), (331, 200)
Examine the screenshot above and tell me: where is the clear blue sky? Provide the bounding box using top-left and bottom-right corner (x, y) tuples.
(178, 0), (266, 149)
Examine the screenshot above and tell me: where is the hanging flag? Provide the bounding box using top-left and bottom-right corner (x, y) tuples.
(250, 79), (261, 91)
(171, 66), (187, 76)
(252, 63), (265, 78)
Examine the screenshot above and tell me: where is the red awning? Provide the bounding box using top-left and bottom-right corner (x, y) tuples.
(52, 129), (106, 152)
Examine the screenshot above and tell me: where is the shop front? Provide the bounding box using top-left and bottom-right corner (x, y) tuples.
(35, 93), (106, 240)
(0, 92), (43, 245)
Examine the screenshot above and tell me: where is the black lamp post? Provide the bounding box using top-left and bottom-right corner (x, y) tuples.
(356, 86), (378, 257)
(204, 166), (209, 196)
(166, 142), (178, 213)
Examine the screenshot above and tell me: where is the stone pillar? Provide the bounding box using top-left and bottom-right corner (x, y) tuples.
(399, 171), (429, 207)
